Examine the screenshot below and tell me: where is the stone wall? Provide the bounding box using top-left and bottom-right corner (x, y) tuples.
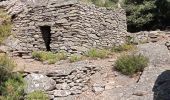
(24, 61), (100, 99)
(129, 31), (167, 44)
(10, 1), (127, 54)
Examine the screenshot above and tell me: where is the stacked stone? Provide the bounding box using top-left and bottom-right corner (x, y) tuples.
(46, 65), (99, 97)
(129, 31), (165, 44)
(7, 0), (127, 54)
(24, 61), (100, 99)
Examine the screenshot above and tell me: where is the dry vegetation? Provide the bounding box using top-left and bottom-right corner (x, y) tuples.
(0, 8), (12, 44)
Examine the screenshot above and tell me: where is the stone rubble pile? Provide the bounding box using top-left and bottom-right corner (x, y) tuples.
(24, 61), (100, 99)
(129, 31), (167, 44)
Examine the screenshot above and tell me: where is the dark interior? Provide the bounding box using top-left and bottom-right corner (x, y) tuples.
(40, 26), (51, 51)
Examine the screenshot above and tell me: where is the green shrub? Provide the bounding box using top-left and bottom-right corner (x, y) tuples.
(86, 48), (110, 59)
(115, 54), (149, 75)
(55, 51), (67, 61)
(2, 74), (25, 100)
(0, 9), (12, 44)
(112, 44), (135, 53)
(26, 91), (49, 100)
(0, 54), (16, 83)
(32, 51), (67, 64)
(0, 54), (25, 100)
(0, 9), (11, 20)
(69, 54), (83, 63)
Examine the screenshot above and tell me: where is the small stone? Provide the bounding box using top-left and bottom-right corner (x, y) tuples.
(133, 91), (147, 96)
(48, 91), (55, 95)
(22, 56), (32, 59)
(75, 79), (83, 83)
(60, 46), (67, 50)
(68, 75), (75, 79)
(69, 82), (76, 87)
(92, 86), (105, 92)
(48, 95), (55, 100)
(61, 83), (70, 90)
(56, 18), (68, 24)
(71, 89), (82, 95)
(78, 83), (85, 87)
(56, 84), (62, 90)
(33, 35), (39, 39)
(54, 90), (71, 97)
(88, 34), (99, 39)
(92, 83), (105, 93)
(70, 86), (82, 91)
(82, 85), (88, 91)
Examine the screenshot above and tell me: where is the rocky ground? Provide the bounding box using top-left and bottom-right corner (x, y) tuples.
(9, 37), (170, 100)
(1, 0), (170, 99)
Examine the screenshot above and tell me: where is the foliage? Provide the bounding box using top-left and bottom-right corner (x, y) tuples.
(26, 91), (49, 100)
(0, 9), (12, 44)
(0, 54), (16, 84)
(0, 54), (25, 100)
(115, 54), (148, 75)
(112, 44), (135, 53)
(69, 54), (83, 62)
(155, 0), (170, 28)
(124, 0), (170, 32)
(86, 48), (110, 59)
(1, 74), (25, 100)
(124, 0), (157, 32)
(32, 51), (67, 64)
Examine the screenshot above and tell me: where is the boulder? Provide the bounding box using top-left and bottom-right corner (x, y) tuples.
(24, 73), (56, 94)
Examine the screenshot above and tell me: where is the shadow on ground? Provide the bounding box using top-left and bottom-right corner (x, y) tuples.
(153, 70), (170, 100)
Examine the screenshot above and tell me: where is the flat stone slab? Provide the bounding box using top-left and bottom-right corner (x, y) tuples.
(137, 42), (170, 65)
(44, 61), (100, 76)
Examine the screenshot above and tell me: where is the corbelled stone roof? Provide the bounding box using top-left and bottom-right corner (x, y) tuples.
(0, 0), (78, 16)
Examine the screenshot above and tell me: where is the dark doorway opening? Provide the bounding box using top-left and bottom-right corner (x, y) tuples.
(40, 26), (51, 51)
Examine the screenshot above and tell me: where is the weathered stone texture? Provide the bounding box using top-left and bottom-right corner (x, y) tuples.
(24, 61), (100, 98)
(10, 1), (127, 53)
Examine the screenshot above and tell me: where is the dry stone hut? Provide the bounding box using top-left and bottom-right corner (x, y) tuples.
(7, 0), (127, 54)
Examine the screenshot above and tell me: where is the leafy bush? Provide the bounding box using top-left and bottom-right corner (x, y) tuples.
(115, 54), (149, 75)
(26, 91), (49, 100)
(86, 48), (110, 59)
(0, 54), (16, 84)
(32, 51), (67, 64)
(69, 54), (83, 62)
(0, 54), (25, 100)
(1, 74), (25, 100)
(124, 0), (170, 32)
(112, 44), (135, 53)
(0, 9), (12, 44)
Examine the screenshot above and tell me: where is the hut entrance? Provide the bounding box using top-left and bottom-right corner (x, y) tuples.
(40, 26), (51, 51)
